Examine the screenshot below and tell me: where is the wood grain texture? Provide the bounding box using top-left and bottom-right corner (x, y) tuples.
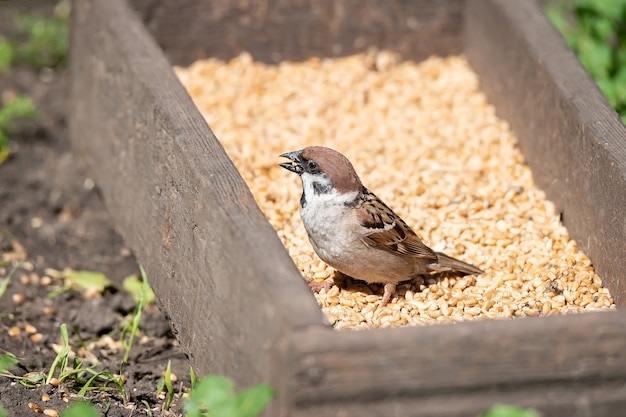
(69, 1), (325, 414)
(69, 0), (626, 415)
(292, 380), (626, 417)
(128, 0), (464, 65)
(289, 310), (626, 415)
(464, 0), (626, 305)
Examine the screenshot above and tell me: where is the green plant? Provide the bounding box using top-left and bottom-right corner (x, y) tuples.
(14, 0), (70, 70)
(156, 360), (175, 411)
(60, 401), (101, 417)
(546, 0), (626, 123)
(122, 273), (156, 304)
(48, 269), (112, 298)
(0, 262), (21, 300)
(0, 94), (39, 164)
(479, 404), (542, 417)
(185, 376), (274, 417)
(0, 354), (19, 417)
(2, 324), (126, 397)
(33, 373), (273, 417)
(45, 324), (125, 395)
(120, 264), (151, 363)
(46, 323), (71, 385)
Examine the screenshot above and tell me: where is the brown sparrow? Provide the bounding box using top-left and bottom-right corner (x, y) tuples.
(280, 146), (483, 308)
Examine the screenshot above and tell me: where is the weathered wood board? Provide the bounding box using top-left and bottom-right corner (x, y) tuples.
(70, 0), (626, 415)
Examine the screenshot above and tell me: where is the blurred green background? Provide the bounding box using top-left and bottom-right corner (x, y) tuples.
(546, 0), (626, 124)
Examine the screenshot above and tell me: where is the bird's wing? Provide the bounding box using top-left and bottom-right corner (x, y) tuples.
(355, 189), (438, 262)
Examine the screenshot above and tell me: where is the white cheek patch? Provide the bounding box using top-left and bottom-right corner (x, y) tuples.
(301, 173), (332, 197)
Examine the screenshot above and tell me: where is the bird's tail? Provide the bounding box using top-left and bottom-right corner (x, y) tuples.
(432, 252), (483, 276)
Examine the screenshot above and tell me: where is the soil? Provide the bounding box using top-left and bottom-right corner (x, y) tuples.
(0, 3), (191, 416)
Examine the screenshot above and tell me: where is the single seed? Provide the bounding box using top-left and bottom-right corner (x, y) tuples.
(43, 306), (56, 315)
(28, 402), (43, 413)
(12, 293), (25, 304)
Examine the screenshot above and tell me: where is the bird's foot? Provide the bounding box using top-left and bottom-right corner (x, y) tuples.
(308, 277), (335, 293)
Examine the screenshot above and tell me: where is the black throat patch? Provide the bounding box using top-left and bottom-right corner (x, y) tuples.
(313, 181), (331, 195)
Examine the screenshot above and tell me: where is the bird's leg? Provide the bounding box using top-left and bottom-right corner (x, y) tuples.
(379, 283), (397, 308)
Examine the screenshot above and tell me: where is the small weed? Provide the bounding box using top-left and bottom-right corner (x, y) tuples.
(46, 323), (71, 385)
(122, 273), (156, 305)
(0, 354), (19, 417)
(120, 264), (151, 363)
(48, 269), (112, 298)
(142, 399), (154, 417)
(190, 367), (198, 388)
(186, 375), (274, 417)
(158, 360), (175, 411)
(13, 0), (70, 71)
(60, 401), (101, 417)
(0, 262), (21, 300)
(45, 324), (125, 396)
(0, 94), (39, 164)
(2, 324), (126, 398)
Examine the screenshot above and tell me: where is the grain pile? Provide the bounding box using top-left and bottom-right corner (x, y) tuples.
(175, 52), (615, 330)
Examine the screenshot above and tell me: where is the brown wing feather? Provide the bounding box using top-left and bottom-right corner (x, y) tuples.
(355, 189), (437, 262)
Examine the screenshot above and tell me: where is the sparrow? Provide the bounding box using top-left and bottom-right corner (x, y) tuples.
(279, 146), (483, 308)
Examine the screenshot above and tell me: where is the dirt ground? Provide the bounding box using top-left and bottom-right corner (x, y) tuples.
(0, 3), (191, 416)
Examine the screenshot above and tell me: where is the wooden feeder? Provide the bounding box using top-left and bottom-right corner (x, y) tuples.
(69, 0), (626, 415)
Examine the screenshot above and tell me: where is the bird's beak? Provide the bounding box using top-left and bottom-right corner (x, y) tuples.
(279, 150), (304, 174)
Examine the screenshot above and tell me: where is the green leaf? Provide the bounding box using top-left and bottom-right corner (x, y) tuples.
(235, 384), (274, 417)
(63, 270), (112, 293)
(0, 355), (18, 373)
(0, 95), (39, 131)
(163, 360), (174, 411)
(122, 274), (155, 304)
(479, 404), (542, 417)
(576, 0), (626, 19)
(15, 10), (69, 70)
(60, 401), (101, 417)
(589, 16), (614, 40)
(186, 376), (237, 417)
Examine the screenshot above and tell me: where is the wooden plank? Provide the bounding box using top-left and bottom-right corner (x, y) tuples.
(292, 381), (626, 417)
(70, 0), (626, 416)
(464, 0), (626, 305)
(290, 310), (626, 414)
(69, 1), (325, 414)
(128, 0), (464, 65)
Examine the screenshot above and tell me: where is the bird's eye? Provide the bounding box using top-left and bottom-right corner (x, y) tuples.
(307, 160), (319, 171)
